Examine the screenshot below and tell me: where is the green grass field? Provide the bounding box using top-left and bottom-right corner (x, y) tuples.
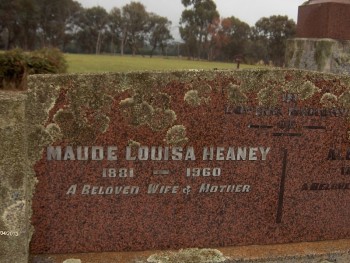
(65, 53), (257, 73)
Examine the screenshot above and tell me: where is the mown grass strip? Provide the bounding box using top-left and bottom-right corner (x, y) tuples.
(65, 54), (258, 73)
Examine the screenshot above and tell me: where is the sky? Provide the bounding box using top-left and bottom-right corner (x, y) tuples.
(77, 0), (306, 40)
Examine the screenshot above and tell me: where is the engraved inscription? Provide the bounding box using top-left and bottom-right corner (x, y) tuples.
(186, 168), (221, 177)
(199, 184), (251, 193)
(102, 168), (134, 178)
(327, 149), (350, 160)
(49, 145), (270, 197)
(341, 167), (350, 175)
(301, 183), (350, 191)
(148, 184), (180, 194)
(47, 146), (271, 162)
(225, 105), (350, 117)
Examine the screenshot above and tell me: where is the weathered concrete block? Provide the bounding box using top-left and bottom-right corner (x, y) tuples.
(0, 92), (31, 263)
(285, 38), (350, 74)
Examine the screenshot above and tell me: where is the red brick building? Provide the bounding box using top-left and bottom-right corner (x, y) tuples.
(297, 0), (350, 40)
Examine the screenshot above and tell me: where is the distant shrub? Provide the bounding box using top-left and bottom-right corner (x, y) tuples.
(0, 48), (67, 90)
(0, 49), (28, 90)
(28, 48), (67, 74)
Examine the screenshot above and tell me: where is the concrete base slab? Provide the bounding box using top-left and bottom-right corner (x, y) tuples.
(30, 239), (350, 263)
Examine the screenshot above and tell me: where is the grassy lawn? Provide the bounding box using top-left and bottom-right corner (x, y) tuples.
(65, 53), (258, 73)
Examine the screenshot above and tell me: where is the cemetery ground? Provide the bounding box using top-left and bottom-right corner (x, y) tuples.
(66, 53), (258, 73)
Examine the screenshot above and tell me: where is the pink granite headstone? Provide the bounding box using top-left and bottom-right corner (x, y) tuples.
(26, 70), (350, 254)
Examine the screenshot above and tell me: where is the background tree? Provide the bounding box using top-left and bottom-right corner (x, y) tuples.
(0, 0), (296, 63)
(147, 14), (173, 57)
(253, 15), (296, 66)
(121, 2), (148, 56)
(107, 7), (122, 54)
(0, 0), (82, 50)
(76, 6), (109, 54)
(212, 16), (250, 61)
(180, 0), (219, 59)
(245, 35), (268, 65)
(37, 0), (79, 49)
(205, 17), (220, 61)
(0, 0), (39, 50)
(63, 1), (84, 52)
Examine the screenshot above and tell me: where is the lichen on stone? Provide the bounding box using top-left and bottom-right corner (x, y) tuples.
(257, 84), (281, 106)
(285, 40), (296, 67)
(314, 40), (333, 71)
(52, 106), (110, 145)
(128, 140), (141, 148)
(227, 83), (247, 105)
(150, 93), (171, 110)
(45, 123), (62, 141)
(283, 70), (306, 93)
(68, 83), (114, 112)
(93, 113), (110, 133)
(149, 108), (177, 131)
(184, 90), (201, 107)
(124, 72), (171, 94)
(298, 80), (320, 100)
(53, 109), (77, 138)
(0, 185), (8, 201)
(120, 90), (178, 133)
(62, 259), (81, 263)
(295, 40), (305, 68)
(47, 81), (115, 144)
(334, 53), (350, 65)
(165, 125), (189, 146)
(120, 96), (154, 126)
(239, 69), (284, 93)
(198, 83), (212, 96)
(320, 93), (338, 108)
(340, 77), (350, 90)
(147, 248), (227, 263)
(184, 82), (212, 107)
(339, 90), (350, 108)
(285, 39), (305, 69)
(27, 125), (54, 160)
(239, 71), (265, 92)
(2, 201), (25, 232)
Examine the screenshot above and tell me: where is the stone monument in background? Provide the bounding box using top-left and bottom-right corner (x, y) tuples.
(286, 0), (350, 74)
